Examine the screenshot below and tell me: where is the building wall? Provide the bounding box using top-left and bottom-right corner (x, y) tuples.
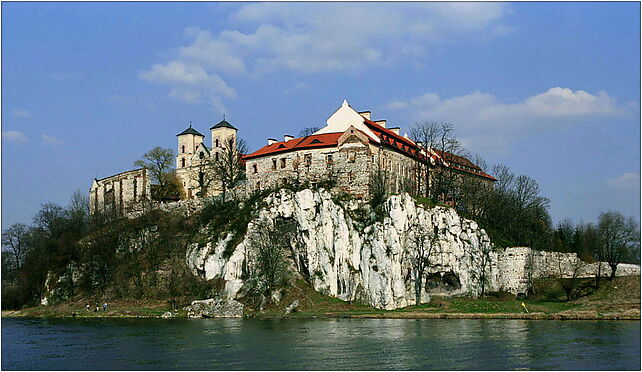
(89, 168), (151, 215)
(176, 128), (237, 199)
(244, 136), (431, 198)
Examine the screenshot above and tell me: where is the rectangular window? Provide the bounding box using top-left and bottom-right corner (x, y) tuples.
(281, 158), (286, 169)
(304, 154), (312, 167)
(272, 159), (277, 170)
(348, 152), (356, 163)
(326, 154), (333, 167)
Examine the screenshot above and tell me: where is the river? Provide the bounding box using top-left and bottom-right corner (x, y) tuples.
(2, 318), (639, 370)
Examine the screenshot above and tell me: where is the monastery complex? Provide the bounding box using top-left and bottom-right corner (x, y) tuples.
(90, 100), (495, 214)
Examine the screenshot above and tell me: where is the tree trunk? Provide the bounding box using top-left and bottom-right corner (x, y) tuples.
(595, 262), (601, 288)
(608, 263), (618, 281)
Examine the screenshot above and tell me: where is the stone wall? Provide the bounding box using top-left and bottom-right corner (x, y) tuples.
(89, 168), (151, 215)
(245, 139), (373, 198)
(496, 247), (641, 295)
(244, 136), (429, 199)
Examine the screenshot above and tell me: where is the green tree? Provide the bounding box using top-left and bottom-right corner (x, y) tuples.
(134, 147), (177, 200)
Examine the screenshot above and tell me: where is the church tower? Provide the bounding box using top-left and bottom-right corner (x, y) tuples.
(176, 124), (204, 169)
(210, 118), (238, 155)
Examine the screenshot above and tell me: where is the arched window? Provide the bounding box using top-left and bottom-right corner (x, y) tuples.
(199, 171), (204, 185)
(181, 145), (185, 153)
(199, 152), (204, 159)
(215, 139), (220, 147)
(215, 153), (219, 161)
(181, 158), (186, 168)
(253, 164), (258, 173)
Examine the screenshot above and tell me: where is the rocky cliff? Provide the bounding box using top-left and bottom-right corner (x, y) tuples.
(187, 189), (500, 310)
(186, 189), (640, 310)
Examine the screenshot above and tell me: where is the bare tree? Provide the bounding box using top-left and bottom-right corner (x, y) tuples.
(410, 121), (440, 198)
(189, 155), (216, 198)
(403, 218), (437, 306)
(213, 137), (247, 202)
(369, 150), (388, 206)
(595, 211), (640, 280)
(134, 147), (176, 199)
(298, 127), (320, 137)
(556, 252), (586, 301)
(409, 122), (463, 202)
(248, 219), (295, 297)
(2, 223), (29, 272)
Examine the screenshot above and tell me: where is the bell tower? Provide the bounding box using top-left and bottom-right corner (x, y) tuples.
(176, 124), (204, 169)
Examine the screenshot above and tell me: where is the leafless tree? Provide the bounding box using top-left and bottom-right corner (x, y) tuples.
(595, 211), (640, 280)
(213, 137), (248, 202)
(2, 223), (29, 272)
(556, 252), (586, 301)
(298, 127), (321, 137)
(189, 155), (217, 198)
(403, 218), (438, 305)
(409, 122), (463, 202)
(369, 150), (388, 206)
(248, 219), (295, 297)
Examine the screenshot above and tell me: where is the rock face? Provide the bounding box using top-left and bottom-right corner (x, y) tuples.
(187, 189), (496, 310)
(185, 189), (641, 310)
(185, 298), (244, 318)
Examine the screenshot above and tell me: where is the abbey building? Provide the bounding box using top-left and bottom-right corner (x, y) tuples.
(89, 100), (494, 214)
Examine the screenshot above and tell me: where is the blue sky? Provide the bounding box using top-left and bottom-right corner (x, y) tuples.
(2, 2), (640, 230)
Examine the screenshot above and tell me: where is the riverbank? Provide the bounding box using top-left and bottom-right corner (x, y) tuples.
(3, 276), (639, 321)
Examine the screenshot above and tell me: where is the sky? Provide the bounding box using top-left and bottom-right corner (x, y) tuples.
(2, 2), (640, 231)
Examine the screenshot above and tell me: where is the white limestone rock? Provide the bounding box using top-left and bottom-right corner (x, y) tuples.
(185, 298), (244, 318)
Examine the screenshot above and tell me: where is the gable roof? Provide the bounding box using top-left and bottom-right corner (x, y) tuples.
(210, 119), (237, 130)
(177, 126), (204, 137)
(243, 133), (343, 160)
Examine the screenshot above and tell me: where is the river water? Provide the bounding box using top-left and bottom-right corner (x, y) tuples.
(2, 318), (639, 370)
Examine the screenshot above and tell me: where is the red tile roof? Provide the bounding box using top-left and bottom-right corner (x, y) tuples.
(243, 118), (495, 181)
(243, 132), (343, 160)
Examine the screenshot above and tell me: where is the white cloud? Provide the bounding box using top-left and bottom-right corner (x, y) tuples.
(384, 87), (627, 155)
(141, 3), (510, 109)
(139, 61), (236, 112)
(41, 134), (63, 146)
(2, 131), (28, 143)
(12, 109), (32, 118)
(607, 172), (640, 190)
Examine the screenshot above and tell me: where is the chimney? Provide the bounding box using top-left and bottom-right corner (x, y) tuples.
(268, 138), (277, 145)
(358, 111), (371, 120)
(390, 127), (400, 135)
(416, 141), (424, 148)
(375, 120), (386, 128)
(284, 135), (294, 142)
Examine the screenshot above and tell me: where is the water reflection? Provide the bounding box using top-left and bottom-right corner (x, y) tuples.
(2, 318), (639, 370)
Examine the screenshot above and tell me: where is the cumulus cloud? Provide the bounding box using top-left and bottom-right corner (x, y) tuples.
(41, 134), (63, 146)
(384, 87), (627, 155)
(12, 109), (32, 118)
(139, 61), (236, 112)
(141, 3), (510, 109)
(607, 172), (640, 190)
(3, 131), (28, 143)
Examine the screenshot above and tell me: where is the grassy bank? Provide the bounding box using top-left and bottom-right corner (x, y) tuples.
(4, 276), (639, 321)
